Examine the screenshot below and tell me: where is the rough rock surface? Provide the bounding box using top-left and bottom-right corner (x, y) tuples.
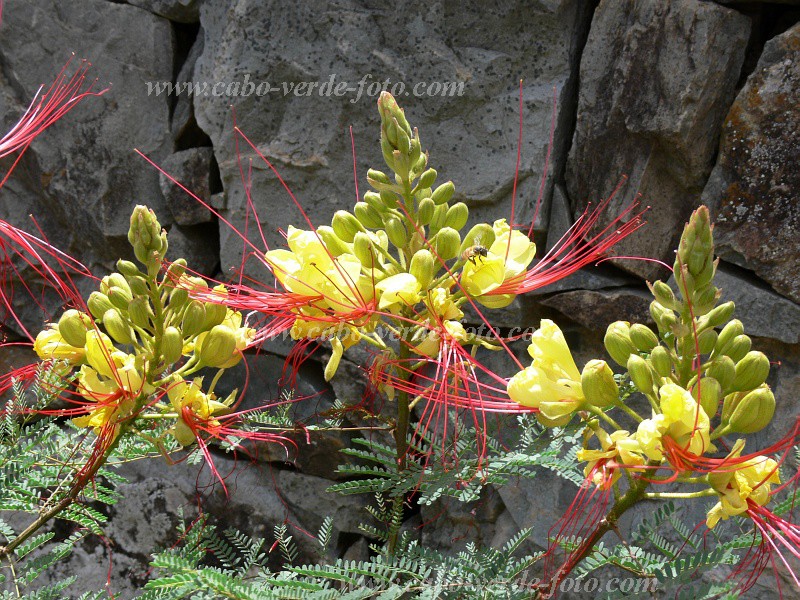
(160, 147), (216, 226)
(192, 0), (594, 271)
(126, 0), (201, 23)
(566, 0), (750, 280)
(703, 22), (800, 303)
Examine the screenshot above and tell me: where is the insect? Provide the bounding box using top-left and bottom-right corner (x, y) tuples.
(462, 242), (489, 265)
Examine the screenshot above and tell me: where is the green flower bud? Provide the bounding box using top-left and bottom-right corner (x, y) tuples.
(417, 198), (435, 226)
(629, 324), (659, 352)
(58, 309), (89, 347)
(316, 226), (351, 257)
(380, 135), (396, 170)
(354, 202), (383, 229)
(604, 321), (637, 366)
(691, 284), (720, 316)
(377, 93), (411, 138)
(732, 351), (770, 392)
(678, 206), (714, 279)
(88, 292), (115, 321)
(706, 356), (736, 393)
(127, 275), (149, 297)
(649, 280), (678, 310)
(385, 217), (409, 249)
(701, 301), (735, 330)
(169, 287), (189, 311)
(429, 203), (448, 232)
(724, 385), (775, 434)
(332, 210), (362, 243)
(431, 181), (455, 206)
(103, 308), (135, 345)
(690, 376), (722, 418)
(434, 227), (461, 261)
(714, 319), (744, 357)
(417, 168), (437, 190)
(128, 296), (153, 329)
(101, 273), (131, 297)
(627, 354), (654, 394)
(379, 190), (398, 209)
(367, 168), (394, 192)
(128, 205), (164, 265)
(202, 302), (228, 332)
(107, 286), (133, 312)
(353, 232), (376, 267)
(650, 345), (672, 378)
(410, 249), (436, 289)
(459, 223), (495, 256)
(650, 301), (678, 335)
(182, 301), (206, 337)
(725, 335), (752, 363)
(165, 258), (188, 284)
(363, 191), (387, 214)
(199, 325), (237, 368)
(116, 259), (140, 278)
(673, 265), (695, 301)
(444, 202), (469, 231)
(581, 359), (619, 408)
(697, 328), (718, 355)
(161, 326), (183, 365)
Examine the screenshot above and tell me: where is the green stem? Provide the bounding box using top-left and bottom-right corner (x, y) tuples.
(644, 490), (716, 500)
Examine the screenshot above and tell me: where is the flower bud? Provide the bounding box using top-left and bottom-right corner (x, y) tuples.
(103, 308), (135, 345)
(434, 227), (461, 261)
(629, 324), (659, 352)
(379, 190), (398, 209)
(418, 168), (437, 190)
(377, 93), (411, 138)
(714, 319), (744, 357)
(725, 385), (775, 434)
(107, 286), (133, 312)
(128, 296), (152, 329)
(444, 202), (469, 231)
(691, 284), (720, 316)
(202, 301), (228, 332)
(199, 325), (237, 368)
(88, 292), (115, 321)
(127, 275), (149, 297)
(363, 191), (387, 214)
(169, 287), (189, 311)
(701, 301), (735, 330)
(410, 250), (435, 289)
(650, 301), (678, 334)
(429, 203), (448, 232)
(678, 206), (714, 279)
(316, 226), (351, 257)
(627, 354), (654, 394)
(354, 202), (383, 229)
(649, 280), (678, 310)
(697, 328), (718, 355)
(459, 223), (495, 256)
(101, 273), (131, 296)
(366, 168), (394, 192)
(165, 258), (187, 283)
(604, 321), (637, 366)
(128, 205), (164, 265)
(116, 259), (140, 278)
(417, 197), (435, 226)
(732, 351), (770, 392)
(691, 377), (721, 418)
(161, 326), (183, 365)
(353, 232), (376, 267)
(431, 181), (455, 205)
(650, 345), (672, 378)
(332, 210), (362, 243)
(385, 217), (409, 249)
(182, 301), (206, 337)
(725, 335), (752, 363)
(706, 356), (736, 393)
(58, 309), (89, 347)
(581, 359), (619, 408)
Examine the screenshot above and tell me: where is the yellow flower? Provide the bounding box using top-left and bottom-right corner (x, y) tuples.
(414, 320), (467, 357)
(34, 326), (85, 364)
(375, 273), (421, 313)
(577, 428), (645, 488)
(507, 320), (584, 423)
(706, 440), (781, 528)
(167, 377), (231, 446)
(426, 287), (463, 321)
(461, 219), (535, 308)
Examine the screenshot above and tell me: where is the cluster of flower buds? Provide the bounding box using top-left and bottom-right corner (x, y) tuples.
(33, 205), (253, 447)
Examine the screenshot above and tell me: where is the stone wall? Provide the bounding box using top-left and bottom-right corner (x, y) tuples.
(0, 0), (798, 596)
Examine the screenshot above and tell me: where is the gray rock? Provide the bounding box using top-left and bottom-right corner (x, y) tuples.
(540, 287), (654, 331)
(126, 0), (200, 23)
(192, 0), (593, 275)
(702, 23), (800, 304)
(566, 0), (750, 281)
(167, 222), (219, 274)
(160, 148), (215, 225)
(0, 0), (173, 330)
(171, 33), (206, 142)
